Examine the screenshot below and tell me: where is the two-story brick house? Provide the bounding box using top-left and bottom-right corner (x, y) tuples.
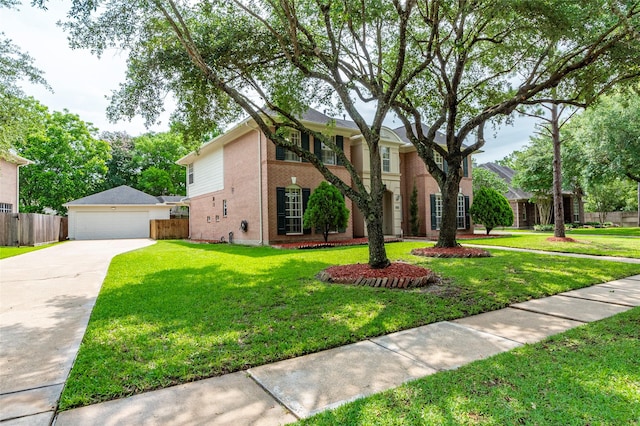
(176, 109), (473, 244)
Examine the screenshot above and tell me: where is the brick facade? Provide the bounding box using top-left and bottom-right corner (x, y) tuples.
(179, 113), (475, 245)
(400, 149), (474, 239)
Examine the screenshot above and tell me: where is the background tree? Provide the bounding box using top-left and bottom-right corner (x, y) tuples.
(131, 132), (190, 195)
(100, 131), (137, 190)
(16, 106), (110, 214)
(584, 178), (637, 224)
(472, 168), (509, 195)
(567, 89), (640, 225)
(469, 187), (514, 235)
(303, 182), (349, 243)
(409, 182), (420, 237)
(0, 0), (49, 152)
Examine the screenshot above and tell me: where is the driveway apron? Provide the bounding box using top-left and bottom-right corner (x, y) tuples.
(0, 239), (155, 425)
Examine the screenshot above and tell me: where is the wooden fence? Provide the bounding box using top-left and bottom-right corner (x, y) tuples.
(0, 213), (68, 246)
(583, 211), (639, 227)
(150, 219), (189, 240)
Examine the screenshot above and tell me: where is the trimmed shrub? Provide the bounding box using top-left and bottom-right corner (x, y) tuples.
(469, 187), (514, 235)
(303, 182), (350, 242)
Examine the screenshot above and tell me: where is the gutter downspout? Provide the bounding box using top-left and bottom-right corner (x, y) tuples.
(16, 163), (26, 213)
(258, 130), (264, 245)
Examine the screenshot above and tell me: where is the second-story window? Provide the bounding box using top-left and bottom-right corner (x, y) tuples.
(321, 136), (337, 165)
(188, 163), (194, 184)
(433, 152), (444, 170)
(285, 131), (302, 162)
(381, 146), (390, 172)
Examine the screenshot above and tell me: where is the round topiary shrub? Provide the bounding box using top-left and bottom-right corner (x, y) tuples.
(469, 187), (514, 235)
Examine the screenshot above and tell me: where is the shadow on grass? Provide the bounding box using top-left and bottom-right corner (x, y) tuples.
(60, 242), (640, 409)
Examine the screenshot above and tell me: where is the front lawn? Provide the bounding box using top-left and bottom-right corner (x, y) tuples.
(302, 307), (640, 425)
(59, 241), (640, 409)
(469, 234), (640, 258)
(568, 226), (640, 237)
(0, 243), (60, 259)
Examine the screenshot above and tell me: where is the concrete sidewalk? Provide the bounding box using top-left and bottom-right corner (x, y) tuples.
(53, 274), (640, 426)
(0, 240), (155, 425)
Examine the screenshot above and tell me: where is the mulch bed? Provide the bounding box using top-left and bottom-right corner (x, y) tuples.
(317, 262), (438, 289)
(411, 246), (491, 258)
(273, 237), (402, 250)
(546, 237), (578, 243)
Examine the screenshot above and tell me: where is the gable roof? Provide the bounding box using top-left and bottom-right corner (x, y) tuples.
(477, 162), (532, 201)
(65, 185), (162, 206)
(392, 124), (447, 145)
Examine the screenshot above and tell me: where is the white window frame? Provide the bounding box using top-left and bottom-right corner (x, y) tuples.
(188, 163), (194, 185)
(381, 146), (391, 172)
(434, 152), (444, 170)
(434, 193), (466, 230)
(285, 131), (302, 162)
(223, 199), (228, 217)
(285, 186), (303, 235)
(321, 136), (337, 165)
(573, 198), (580, 223)
(0, 203), (12, 213)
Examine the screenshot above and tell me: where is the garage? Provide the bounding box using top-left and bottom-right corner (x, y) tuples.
(65, 185), (174, 240)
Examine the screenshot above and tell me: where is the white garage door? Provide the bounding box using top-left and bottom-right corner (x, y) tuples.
(75, 211), (150, 239)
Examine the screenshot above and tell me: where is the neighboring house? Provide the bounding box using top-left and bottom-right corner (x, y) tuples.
(176, 108), (474, 245)
(0, 152), (33, 213)
(65, 185), (180, 240)
(478, 162), (584, 228)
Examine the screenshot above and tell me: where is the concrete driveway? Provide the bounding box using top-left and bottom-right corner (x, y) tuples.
(0, 239), (155, 425)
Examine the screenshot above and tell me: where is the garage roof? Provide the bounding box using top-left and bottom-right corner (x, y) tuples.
(65, 185), (162, 206)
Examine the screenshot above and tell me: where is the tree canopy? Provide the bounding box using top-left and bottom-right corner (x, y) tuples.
(47, 0), (640, 264)
(0, 0), (50, 152)
(473, 167), (509, 195)
(16, 106), (110, 214)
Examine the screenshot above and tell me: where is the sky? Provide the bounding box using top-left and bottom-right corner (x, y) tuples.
(3, 1), (538, 163)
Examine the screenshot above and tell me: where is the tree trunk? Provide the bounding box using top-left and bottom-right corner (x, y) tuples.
(365, 215), (390, 268)
(365, 138), (390, 268)
(551, 104), (565, 238)
(436, 165), (462, 248)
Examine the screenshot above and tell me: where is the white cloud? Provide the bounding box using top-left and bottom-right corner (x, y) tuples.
(2, 1), (169, 135)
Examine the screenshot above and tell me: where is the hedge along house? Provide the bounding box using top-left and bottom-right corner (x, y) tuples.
(177, 108), (475, 245)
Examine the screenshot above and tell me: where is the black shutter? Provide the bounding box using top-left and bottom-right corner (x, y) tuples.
(339, 192), (346, 233)
(336, 135), (344, 165)
(302, 188), (311, 234)
(464, 195), (470, 230)
(277, 187), (286, 234)
(430, 194), (437, 230)
(443, 159), (448, 174)
(276, 145), (285, 161)
(463, 156), (469, 177)
(314, 136), (322, 161)
(301, 133), (310, 162)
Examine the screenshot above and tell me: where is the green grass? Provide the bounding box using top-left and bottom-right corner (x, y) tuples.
(0, 243), (59, 259)
(301, 307), (640, 425)
(469, 234), (640, 258)
(59, 241), (640, 410)
(568, 226), (640, 237)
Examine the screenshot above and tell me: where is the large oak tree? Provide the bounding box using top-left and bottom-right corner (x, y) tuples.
(49, 0), (640, 262)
